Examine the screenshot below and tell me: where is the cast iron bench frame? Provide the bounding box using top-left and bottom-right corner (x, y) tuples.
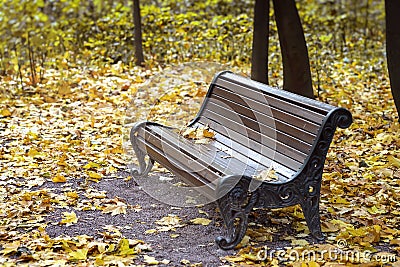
(130, 71), (352, 250)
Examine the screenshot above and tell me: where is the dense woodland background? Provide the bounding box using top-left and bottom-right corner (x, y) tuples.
(0, 0), (388, 91)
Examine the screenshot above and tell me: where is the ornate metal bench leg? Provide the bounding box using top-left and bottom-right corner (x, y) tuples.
(130, 122), (154, 177)
(216, 177), (259, 250)
(300, 190), (324, 241)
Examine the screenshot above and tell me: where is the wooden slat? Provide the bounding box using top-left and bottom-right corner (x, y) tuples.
(141, 125), (295, 182)
(211, 86), (320, 134)
(195, 118), (305, 172)
(141, 126), (260, 178)
(137, 132), (219, 183)
(135, 136), (216, 198)
(221, 72), (334, 113)
(200, 106), (312, 156)
(214, 78), (326, 124)
(206, 97), (316, 145)
(195, 125), (297, 179)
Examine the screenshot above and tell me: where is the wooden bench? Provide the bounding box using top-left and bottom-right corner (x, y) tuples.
(130, 71), (352, 250)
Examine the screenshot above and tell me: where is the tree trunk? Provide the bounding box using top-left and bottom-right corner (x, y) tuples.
(385, 0), (400, 121)
(273, 0), (314, 98)
(251, 0), (270, 84)
(133, 0), (144, 66)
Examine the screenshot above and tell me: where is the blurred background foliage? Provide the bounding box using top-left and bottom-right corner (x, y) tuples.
(0, 0), (385, 88)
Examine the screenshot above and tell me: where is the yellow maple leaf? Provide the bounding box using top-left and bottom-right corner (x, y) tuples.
(65, 191), (79, 199)
(388, 155), (400, 168)
(225, 255), (245, 263)
(1, 241), (20, 255)
(181, 128), (197, 139)
(61, 211), (78, 225)
(117, 238), (136, 256)
(27, 148), (41, 157)
(180, 126), (215, 142)
(83, 162), (101, 169)
(155, 215), (182, 226)
(102, 202), (127, 216)
(390, 239), (400, 246)
(367, 205), (387, 215)
(88, 171), (102, 180)
(58, 81), (72, 95)
(145, 229), (158, 234)
(190, 218), (211, 226)
(329, 196), (350, 205)
(198, 127), (215, 139)
(1, 108), (11, 117)
(69, 248), (88, 260)
(52, 174), (67, 183)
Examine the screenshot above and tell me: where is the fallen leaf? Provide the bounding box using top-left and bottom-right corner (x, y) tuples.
(190, 217), (211, 226)
(143, 255), (159, 265)
(69, 248), (88, 260)
(83, 162), (101, 169)
(52, 174), (67, 183)
(102, 202), (127, 216)
(60, 211), (78, 225)
(388, 155), (400, 168)
(253, 168), (278, 181)
(1, 108), (12, 117)
(155, 215), (182, 226)
(117, 238), (136, 256)
(88, 171), (102, 180)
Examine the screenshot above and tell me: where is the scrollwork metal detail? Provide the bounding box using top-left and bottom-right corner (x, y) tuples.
(216, 176), (259, 250)
(220, 108), (353, 246)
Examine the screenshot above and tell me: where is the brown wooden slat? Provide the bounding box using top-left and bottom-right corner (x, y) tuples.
(195, 118), (304, 172)
(214, 77), (326, 124)
(135, 136), (216, 198)
(144, 125), (295, 179)
(220, 72), (334, 113)
(141, 126), (260, 178)
(142, 124), (296, 181)
(211, 86), (320, 134)
(137, 132), (220, 184)
(206, 96), (316, 145)
(200, 106), (312, 156)
(194, 124), (297, 179)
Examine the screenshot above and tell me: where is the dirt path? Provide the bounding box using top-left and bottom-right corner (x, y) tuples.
(44, 172), (235, 266)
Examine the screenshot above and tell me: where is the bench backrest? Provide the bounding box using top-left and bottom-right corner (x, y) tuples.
(189, 71), (348, 181)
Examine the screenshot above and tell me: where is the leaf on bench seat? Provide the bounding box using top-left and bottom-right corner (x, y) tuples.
(253, 168), (278, 182)
(181, 127), (197, 139)
(179, 125), (215, 144)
